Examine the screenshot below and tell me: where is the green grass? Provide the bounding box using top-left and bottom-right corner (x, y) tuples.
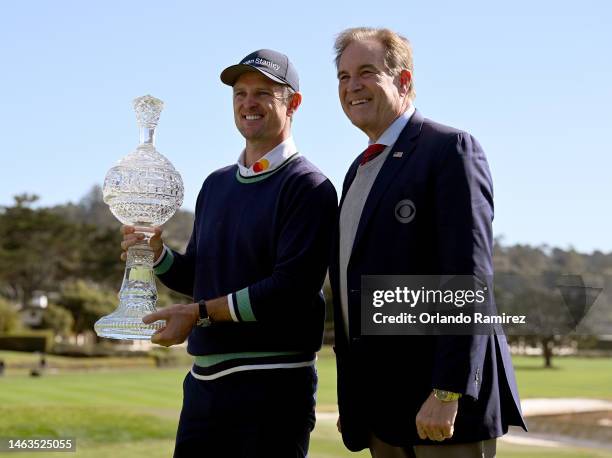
(512, 356), (612, 399)
(0, 368), (185, 409)
(1, 421), (608, 458)
(0, 406), (176, 442)
(493, 444), (612, 458)
(0, 349), (155, 372)
(314, 350), (612, 409)
(315, 346), (338, 410)
(0, 349), (611, 457)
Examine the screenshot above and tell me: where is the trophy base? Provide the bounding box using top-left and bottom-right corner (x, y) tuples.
(95, 242), (163, 341)
(94, 314), (164, 340)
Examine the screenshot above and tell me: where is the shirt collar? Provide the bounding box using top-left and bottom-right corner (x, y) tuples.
(369, 104), (416, 147)
(237, 136), (299, 177)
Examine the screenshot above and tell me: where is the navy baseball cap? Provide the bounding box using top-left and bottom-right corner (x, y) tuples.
(220, 49), (299, 92)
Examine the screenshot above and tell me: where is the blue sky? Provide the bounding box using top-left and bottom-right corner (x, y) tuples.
(1, 1), (610, 253)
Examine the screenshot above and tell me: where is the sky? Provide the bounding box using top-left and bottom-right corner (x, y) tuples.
(0, 0), (610, 253)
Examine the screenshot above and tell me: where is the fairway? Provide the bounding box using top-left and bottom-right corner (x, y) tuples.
(0, 348), (611, 457)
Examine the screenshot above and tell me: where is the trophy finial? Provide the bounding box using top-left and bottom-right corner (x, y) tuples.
(133, 95), (165, 129)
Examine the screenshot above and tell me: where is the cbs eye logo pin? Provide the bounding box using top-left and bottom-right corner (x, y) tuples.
(395, 199), (416, 223)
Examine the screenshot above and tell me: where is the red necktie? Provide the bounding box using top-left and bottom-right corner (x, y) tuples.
(360, 143), (387, 166)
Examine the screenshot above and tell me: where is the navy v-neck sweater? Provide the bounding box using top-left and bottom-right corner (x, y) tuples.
(155, 155), (337, 359)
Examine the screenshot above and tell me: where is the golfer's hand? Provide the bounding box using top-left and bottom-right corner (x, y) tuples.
(415, 391), (458, 442)
(120, 225), (164, 262)
(143, 303), (198, 347)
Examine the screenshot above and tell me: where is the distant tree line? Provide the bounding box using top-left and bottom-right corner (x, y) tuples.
(1, 187), (611, 367)
(0, 187), (193, 339)
(493, 241), (612, 366)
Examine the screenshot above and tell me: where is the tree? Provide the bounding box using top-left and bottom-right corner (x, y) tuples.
(0, 195), (83, 306)
(494, 240), (610, 367)
(0, 297), (20, 333)
(78, 226), (125, 289)
(56, 281), (116, 334)
(39, 304), (74, 337)
(503, 287), (571, 368)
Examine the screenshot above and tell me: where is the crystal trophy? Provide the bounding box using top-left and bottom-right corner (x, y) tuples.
(94, 95), (184, 340)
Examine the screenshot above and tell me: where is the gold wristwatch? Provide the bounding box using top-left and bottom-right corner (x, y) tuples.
(433, 389), (461, 402)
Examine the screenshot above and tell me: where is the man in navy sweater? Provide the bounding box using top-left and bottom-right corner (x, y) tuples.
(330, 28), (525, 457)
(121, 49), (337, 457)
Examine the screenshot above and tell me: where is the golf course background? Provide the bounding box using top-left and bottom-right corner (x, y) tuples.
(1, 347), (611, 457)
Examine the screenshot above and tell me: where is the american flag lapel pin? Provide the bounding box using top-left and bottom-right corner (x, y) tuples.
(393, 151), (404, 158)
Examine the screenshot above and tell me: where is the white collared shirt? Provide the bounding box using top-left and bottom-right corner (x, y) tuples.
(370, 104), (415, 147)
(236, 136), (299, 178)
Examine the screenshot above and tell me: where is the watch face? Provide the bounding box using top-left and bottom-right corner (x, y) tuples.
(197, 317), (211, 328)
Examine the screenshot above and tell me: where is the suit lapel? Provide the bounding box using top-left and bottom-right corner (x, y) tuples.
(338, 160), (360, 210)
(349, 110), (424, 260)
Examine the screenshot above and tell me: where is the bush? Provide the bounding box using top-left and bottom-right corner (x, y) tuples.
(150, 347), (192, 367)
(0, 330), (54, 352)
(51, 341), (149, 358)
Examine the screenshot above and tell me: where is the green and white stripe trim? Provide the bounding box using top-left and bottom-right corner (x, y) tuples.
(153, 245), (174, 275)
(227, 293), (239, 322)
(191, 352), (316, 381)
(194, 351), (305, 367)
(190, 360), (315, 381)
(229, 287), (257, 322)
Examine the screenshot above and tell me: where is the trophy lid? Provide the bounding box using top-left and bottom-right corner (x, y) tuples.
(133, 95), (164, 129)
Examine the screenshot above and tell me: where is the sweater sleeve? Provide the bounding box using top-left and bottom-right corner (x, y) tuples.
(153, 185), (206, 298)
(228, 174), (338, 322)
(153, 229), (196, 298)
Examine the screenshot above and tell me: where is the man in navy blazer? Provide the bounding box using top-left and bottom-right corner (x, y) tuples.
(330, 27), (527, 457)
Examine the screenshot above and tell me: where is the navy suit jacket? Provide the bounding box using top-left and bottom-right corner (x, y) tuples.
(330, 110), (527, 451)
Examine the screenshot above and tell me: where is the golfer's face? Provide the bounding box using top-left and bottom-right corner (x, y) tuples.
(233, 72), (290, 145)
